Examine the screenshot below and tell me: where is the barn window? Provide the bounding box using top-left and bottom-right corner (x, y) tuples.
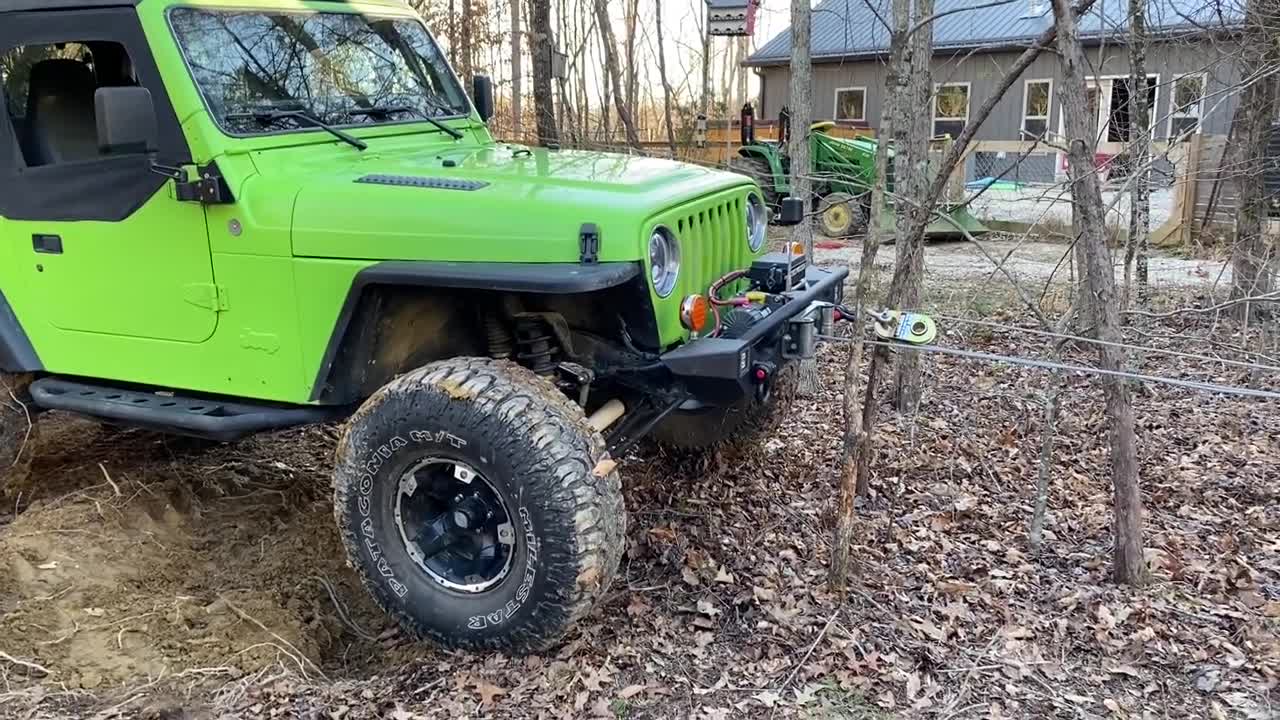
(933, 83), (969, 138)
(1170, 74), (1205, 139)
(833, 86), (865, 122)
(1022, 79), (1052, 139)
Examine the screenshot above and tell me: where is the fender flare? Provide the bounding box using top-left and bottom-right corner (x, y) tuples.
(0, 290), (41, 373)
(310, 260), (643, 403)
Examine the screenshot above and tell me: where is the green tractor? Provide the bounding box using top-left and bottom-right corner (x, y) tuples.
(731, 106), (989, 240)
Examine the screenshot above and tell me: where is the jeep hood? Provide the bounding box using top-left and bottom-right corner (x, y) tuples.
(279, 144), (749, 262)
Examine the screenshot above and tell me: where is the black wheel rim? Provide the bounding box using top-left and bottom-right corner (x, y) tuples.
(394, 458), (517, 593)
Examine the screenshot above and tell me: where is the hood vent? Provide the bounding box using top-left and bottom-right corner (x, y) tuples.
(356, 175), (488, 191)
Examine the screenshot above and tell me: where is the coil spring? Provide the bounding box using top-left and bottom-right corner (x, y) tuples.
(515, 319), (556, 375)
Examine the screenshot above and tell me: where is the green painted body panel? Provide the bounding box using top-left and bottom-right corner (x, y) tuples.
(11, 188), (217, 343)
(0, 0), (763, 406)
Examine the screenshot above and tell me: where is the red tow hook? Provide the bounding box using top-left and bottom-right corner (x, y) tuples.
(751, 362), (774, 403)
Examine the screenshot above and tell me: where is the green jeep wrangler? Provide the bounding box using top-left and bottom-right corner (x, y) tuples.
(0, 0), (845, 652)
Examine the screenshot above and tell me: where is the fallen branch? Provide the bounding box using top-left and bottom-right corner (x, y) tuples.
(221, 596), (328, 682)
(775, 607), (840, 697)
(0, 651), (52, 677)
(98, 464), (121, 496)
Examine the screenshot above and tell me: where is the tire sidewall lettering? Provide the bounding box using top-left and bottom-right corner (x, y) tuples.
(354, 427), (539, 630)
(467, 506), (539, 630)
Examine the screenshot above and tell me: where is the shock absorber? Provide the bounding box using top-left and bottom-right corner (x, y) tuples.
(485, 310), (514, 359)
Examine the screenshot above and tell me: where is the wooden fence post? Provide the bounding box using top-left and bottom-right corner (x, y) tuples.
(1177, 133), (1204, 246)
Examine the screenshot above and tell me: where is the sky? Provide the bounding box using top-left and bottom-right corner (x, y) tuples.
(469, 0), (798, 122)
(613, 0), (794, 113)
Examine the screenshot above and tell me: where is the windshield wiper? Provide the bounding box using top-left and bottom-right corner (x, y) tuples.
(346, 105), (464, 140)
(225, 109), (368, 151)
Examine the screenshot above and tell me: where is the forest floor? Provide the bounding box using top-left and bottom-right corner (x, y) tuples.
(1, 239), (1276, 719)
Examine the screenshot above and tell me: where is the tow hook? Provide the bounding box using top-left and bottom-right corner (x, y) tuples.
(751, 362), (776, 403)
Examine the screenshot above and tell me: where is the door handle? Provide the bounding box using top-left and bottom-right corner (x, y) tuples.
(32, 234), (63, 254)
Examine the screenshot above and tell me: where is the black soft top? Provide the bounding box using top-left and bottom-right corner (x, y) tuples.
(0, 0), (140, 11)
(0, 0), (400, 12)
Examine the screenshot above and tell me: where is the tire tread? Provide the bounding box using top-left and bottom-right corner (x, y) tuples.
(333, 358), (624, 653)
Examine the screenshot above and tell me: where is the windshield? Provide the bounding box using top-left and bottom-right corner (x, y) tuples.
(169, 9), (470, 136)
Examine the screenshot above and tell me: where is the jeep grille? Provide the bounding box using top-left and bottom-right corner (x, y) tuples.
(671, 193), (751, 299)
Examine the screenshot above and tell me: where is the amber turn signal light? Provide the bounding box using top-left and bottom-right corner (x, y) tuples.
(679, 294), (710, 333)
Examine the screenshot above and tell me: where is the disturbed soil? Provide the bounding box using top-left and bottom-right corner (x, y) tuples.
(1, 242), (1277, 719)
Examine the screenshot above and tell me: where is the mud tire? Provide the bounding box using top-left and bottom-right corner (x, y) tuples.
(334, 358), (625, 654)
(652, 363), (799, 451)
(729, 155), (780, 208)
(0, 373), (37, 499)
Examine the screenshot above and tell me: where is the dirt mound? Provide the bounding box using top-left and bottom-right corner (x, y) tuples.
(0, 415), (421, 692)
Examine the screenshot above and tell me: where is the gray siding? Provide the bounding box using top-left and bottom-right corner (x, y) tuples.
(755, 40), (1241, 141)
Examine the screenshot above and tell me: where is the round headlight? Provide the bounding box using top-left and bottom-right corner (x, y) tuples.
(648, 226), (680, 298)
(746, 194), (768, 252)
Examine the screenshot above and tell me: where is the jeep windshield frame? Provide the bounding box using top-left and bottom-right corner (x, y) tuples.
(167, 7), (472, 140)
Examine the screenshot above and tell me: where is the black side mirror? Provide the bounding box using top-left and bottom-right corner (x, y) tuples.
(777, 196), (805, 226)
(472, 75), (494, 123)
(95, 86), (158, 155)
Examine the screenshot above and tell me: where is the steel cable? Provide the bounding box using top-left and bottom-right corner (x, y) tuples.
(817, 333), (1280, 401)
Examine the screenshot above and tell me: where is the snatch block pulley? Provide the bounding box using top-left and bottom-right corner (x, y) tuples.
(869, 310), (937, 345)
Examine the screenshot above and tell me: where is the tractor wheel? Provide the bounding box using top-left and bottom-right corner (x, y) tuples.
(0, 373), (38, 500)
(815, 192), (867, 239)
(729, 155), (780, 208)
(334, 358), (624, 654)
(652, 364), (799, 451)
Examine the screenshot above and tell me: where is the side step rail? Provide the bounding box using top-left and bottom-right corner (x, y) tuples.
(29, 377), (343, 442)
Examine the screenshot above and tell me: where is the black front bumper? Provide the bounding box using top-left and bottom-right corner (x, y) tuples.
(661, 265), (848, 405)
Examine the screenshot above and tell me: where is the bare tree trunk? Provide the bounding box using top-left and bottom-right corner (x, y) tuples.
(887, 0), (935, 414)
(458, 0), (474, 83)
(788, 0), (813, 262)
(655, 0), (678, 156)
(882, 0), (1102, 409)
(788, 0), (820, 395)
(701, 18), (712, 126)
(448, 0), (457, 65)
(598, 24), (611, 142)
(1053, 0), (1145, 587)
(890, 0), (1099, 252)
(555, 0), (574, 142)
(511, 0), (523, 141)
(530, 0), (559, 145)
(593, 0), (641, 149)
(577, 5), (590, 141)
(830, 0), (907, 591)
(1228, 0), (1280, 322)
(624, 0), (639, 117)
(1123, 0), (1151, 307)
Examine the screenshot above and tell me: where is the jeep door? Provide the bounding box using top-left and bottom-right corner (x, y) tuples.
(0, 8), (217, 344)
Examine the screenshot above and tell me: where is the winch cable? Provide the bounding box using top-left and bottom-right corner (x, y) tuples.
(927, 313), (1280, 376)
(833, 304), (1280, 375)
(816, 332), (1280, 402)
